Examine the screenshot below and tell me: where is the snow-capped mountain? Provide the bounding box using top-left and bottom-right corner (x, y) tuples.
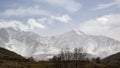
(48, 29), (120, 58)
(0, 27), (120, 60)
(0, 27), (48, 57)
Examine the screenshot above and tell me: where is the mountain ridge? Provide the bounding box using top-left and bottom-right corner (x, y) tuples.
(0, 27), (120, 60)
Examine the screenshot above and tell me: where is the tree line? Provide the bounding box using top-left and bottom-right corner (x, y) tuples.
(50, 48), (89, 61)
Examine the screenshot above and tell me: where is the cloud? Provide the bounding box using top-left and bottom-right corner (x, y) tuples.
(79, 13), (120, 41)
(0, 19), (29, 31)
(51, 15), (71, 23)
(34, 0), (81, 13)
(37, 14), (71, 24)
(0, 18), (46, 31)
(0, 14), (70, 32)
(93, 2), (116, 10)
(28, 18), (46, 30)
(1, 5), (51, 16)
(93, 0), (120, 10)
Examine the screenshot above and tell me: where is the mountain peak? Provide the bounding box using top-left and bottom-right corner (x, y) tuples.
(66, 29), (86, 36)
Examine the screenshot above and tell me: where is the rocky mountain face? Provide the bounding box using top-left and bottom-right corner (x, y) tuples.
(0, 27), (120, 60)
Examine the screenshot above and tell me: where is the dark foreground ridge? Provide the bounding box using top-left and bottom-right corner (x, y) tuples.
(0, 47), (120, 68)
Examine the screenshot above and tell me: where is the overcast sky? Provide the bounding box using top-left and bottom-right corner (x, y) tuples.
(0, 0), (120, 41)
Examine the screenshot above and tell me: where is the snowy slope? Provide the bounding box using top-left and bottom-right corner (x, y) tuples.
(0, 27), (120, 60)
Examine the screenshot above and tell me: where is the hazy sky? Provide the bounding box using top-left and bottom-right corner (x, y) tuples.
(0, 0), (120, 40)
